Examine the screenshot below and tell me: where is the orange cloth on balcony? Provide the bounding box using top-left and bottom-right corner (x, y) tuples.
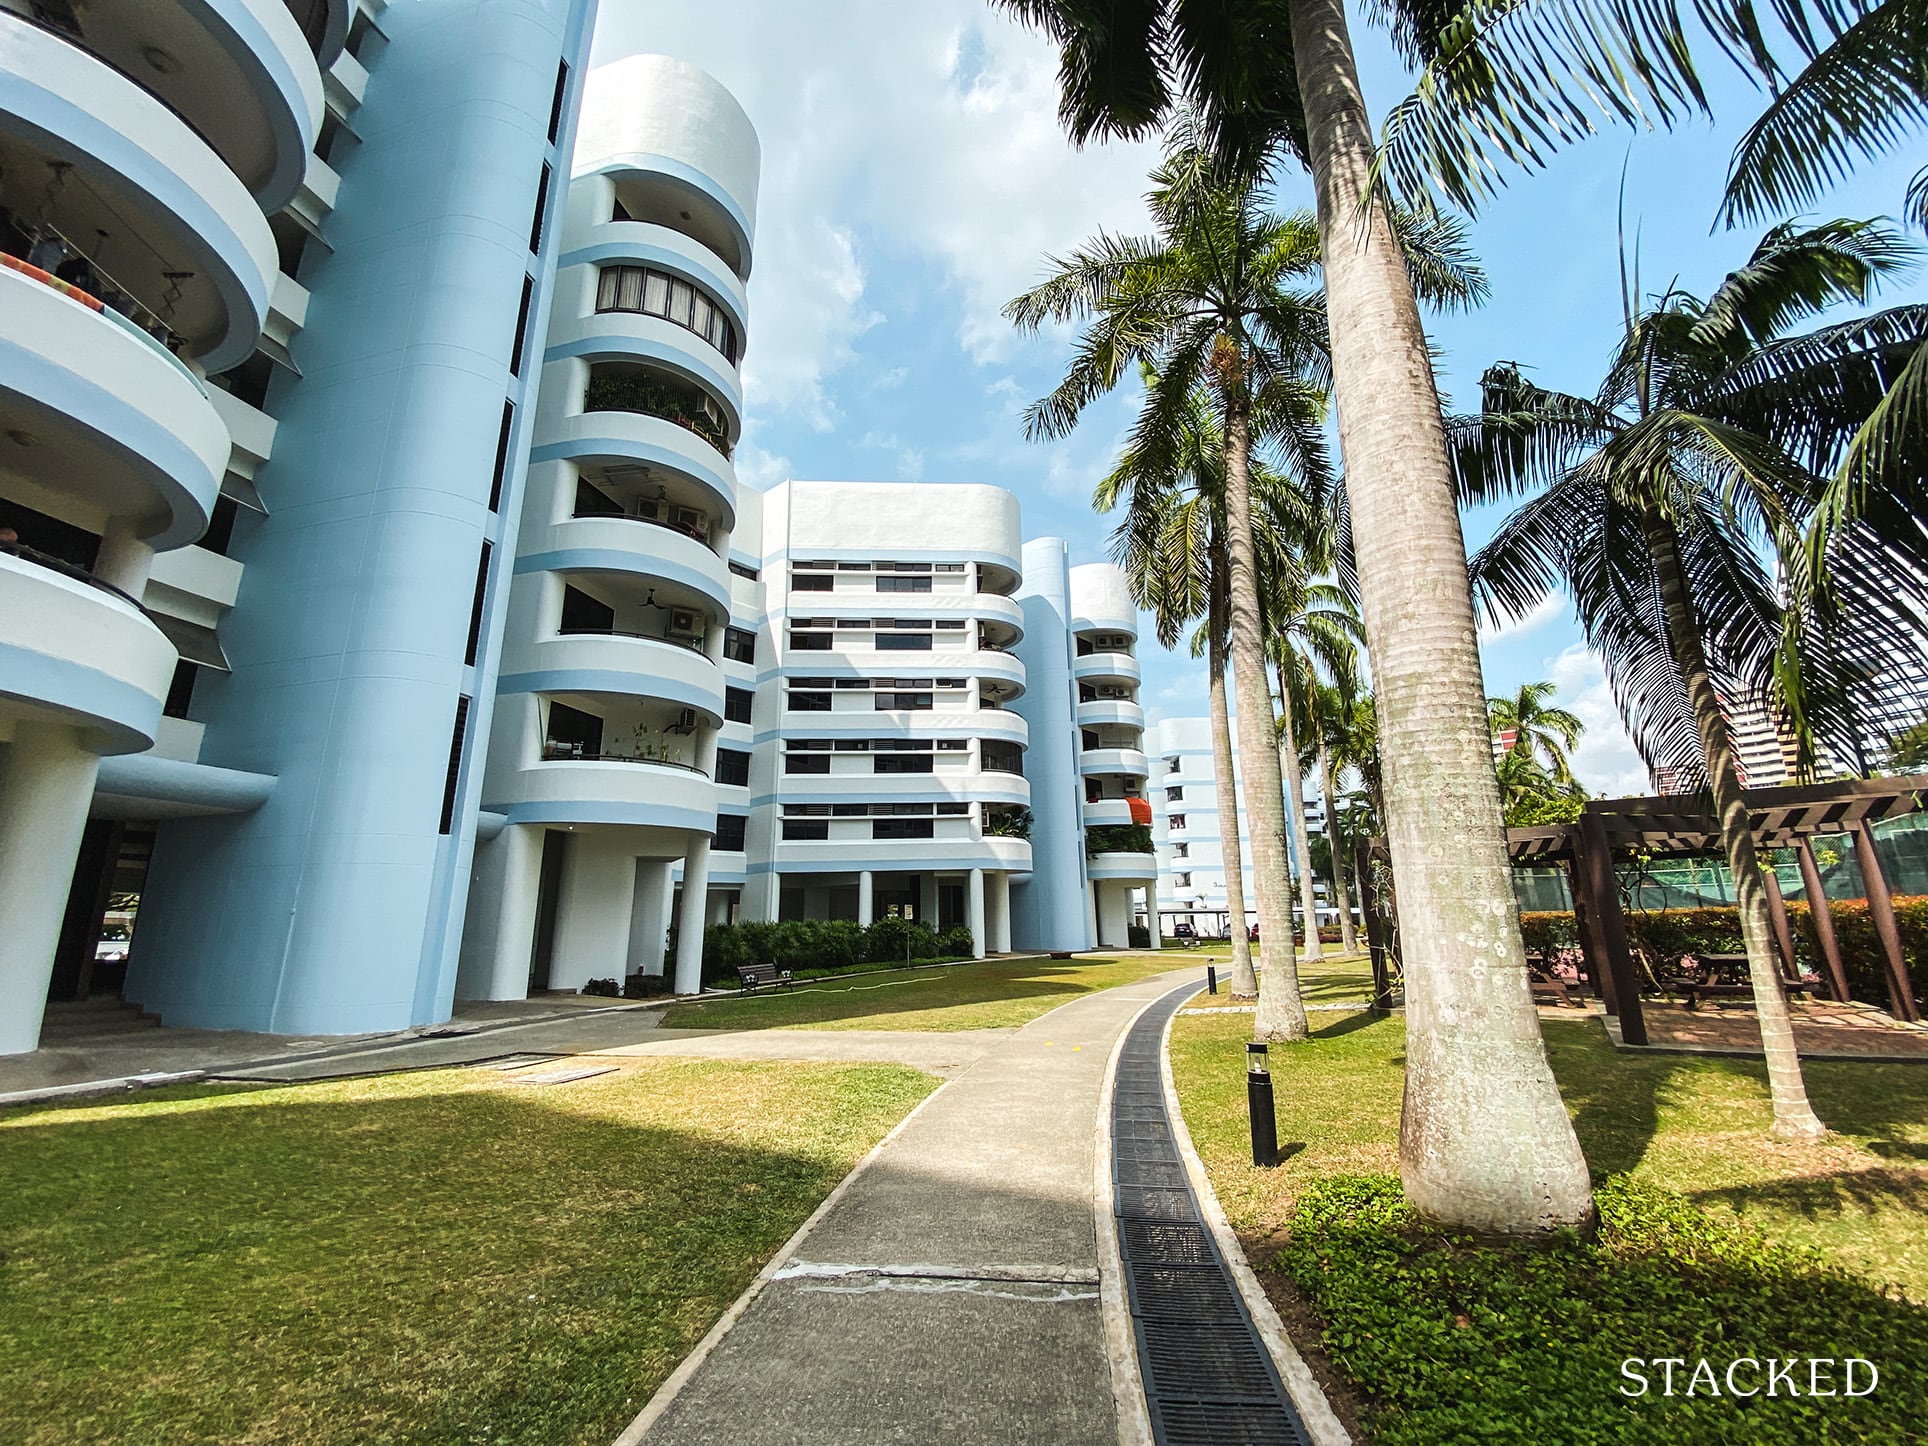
(1128, 797), (1153, 825)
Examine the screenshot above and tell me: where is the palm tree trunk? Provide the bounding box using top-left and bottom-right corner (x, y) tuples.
(1221, 388), (1308, 1043)
(1319, 735), (1359, 953)
(1209, 569), (1257, 996)
(1285, 0), (1593, 1231)
(1275, 657), (1326, 963)
(1641, 512), (1826, 1140)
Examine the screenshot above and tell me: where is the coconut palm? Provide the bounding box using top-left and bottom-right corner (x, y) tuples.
(1488, 681), (1584, 785)
(1267, 578), (1367, 965)
(998, 0), (1596, 1234)
(1299, 678), (1365, 954)
(1455, 219), (1928, 1138)
(1097, 365), (1335, 1011)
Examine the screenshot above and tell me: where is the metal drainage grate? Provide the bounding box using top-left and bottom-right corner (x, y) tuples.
(1112, 982), (1312, 1446)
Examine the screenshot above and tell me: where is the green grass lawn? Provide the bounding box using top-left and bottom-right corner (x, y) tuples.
(0, 1057), (936, 1446)
(660, 952), (1189, 1032)
(1169, 979), (1928, 1442)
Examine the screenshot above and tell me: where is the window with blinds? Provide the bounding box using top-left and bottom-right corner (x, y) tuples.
(596, 266), (739, 363)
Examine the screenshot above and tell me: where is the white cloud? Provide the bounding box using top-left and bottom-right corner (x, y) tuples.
(731, 438), (792, 493)
(1477, 591), (1565, 646)
(590, 3), (1159, 413)
(1548, 643), (1652, 797)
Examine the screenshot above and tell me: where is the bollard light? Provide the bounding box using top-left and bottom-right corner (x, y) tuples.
(1207, 964), (1218, 995)
(1246, 1042), (1279, 1167)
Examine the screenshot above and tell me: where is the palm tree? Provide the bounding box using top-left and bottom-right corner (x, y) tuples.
(1456, 220), (1928, 1139)
(998, 0), (1596, 1234)
(1488, 681), (1584, 785)
(1007, 164), (1339, 1043)
(1267, 578), (1367, 966)
(1300, 678), (1364, 954)
(1097, 365), (1337, 1010)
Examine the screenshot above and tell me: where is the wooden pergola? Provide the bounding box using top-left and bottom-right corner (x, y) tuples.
(1363, 775), (1926, 1045)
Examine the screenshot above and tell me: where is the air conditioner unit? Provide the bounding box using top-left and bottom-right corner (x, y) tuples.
(632, 496), (664, 522)
(671, 505), (707, 538)
(1098, 685), (1130, 699)
(667, 708), (699, 733)
(669, 607), (699, 635)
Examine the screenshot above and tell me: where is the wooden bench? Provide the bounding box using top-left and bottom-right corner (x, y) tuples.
(1664, 953), (1822, 1011)
(1525, 952), (1581, 1007)
(735, 962), (793, 993)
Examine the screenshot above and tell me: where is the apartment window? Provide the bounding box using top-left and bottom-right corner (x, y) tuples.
(876, 575), (931, 593)
(715, 748), (751, 787)
(874, 818), (935, 841)
(782, 818), (829, 841)
(1172, 843), (1188, 859)
(509, 274), (534, 377)
(876, 633), (932, 651)
(729, 560), (760, 580)
(530, 161), (552, 253)
(875, 692), (933, 711)
(488, 400), (515, 512)
(723, 627), (756, 663)
(547, 60), (570, 143)
(1169, 814), (1187, 830)
(596, 265), (739, 362)
(785, 751), (830, 774)
(438, 695), (472, 835)
(982, 740), (1023, 776)
(164, 660), (198, 720)
(724, 686), (753, 724)
(464, 541), (492, 667)
(1175, 872), (1192, 889)
(875, 754), (934, 774)
(792, 573), (833, 592)
(1166, 786), (1183, 802)
(714, 812), (746, 852)
(789, 631), (832, 651)
(788, 690), (831, 711)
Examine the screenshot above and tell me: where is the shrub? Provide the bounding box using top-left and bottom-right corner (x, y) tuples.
(1519, 897), (1926, 1007)
(1278, 1174), (1928, 1444)
(695, 917), (976, 985)
(1086, 823), (1153, 856)
(1128, 924), (1151, 948)
(864, 913), (940, 965)
(938, 924), (976, 958)
(580, 977), (621, 998)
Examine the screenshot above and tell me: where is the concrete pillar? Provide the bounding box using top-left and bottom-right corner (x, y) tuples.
(991, 871), (1012, 953)
(1148, 882), (1165, 947)
(629, 859), (673, 977)
(742, 868), (778, 923)
(455, 823), (543, 1000)
(0, 723), (103, 1054)
(673, 835), (712, 994)
(550, 833), (636, 991)
(968, 867), (987, 959)
(1084, 879), (1100, 951)
(858, 870), (874, 925)
(916, 872), (933, 926)
(1095, 880), (1131, 948)
(94, 518), (155, 600)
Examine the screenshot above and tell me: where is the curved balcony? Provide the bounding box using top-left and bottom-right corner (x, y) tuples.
(548, 311), (744, 438)
(1073, 652), (1141, 687)
(0, 263), (228, 549)
(779, 772), (1032, 809)
(489, 754), (718, 835)
(1087, 851), (1158, 881)
(498, 632), (725, 724)
(771, 836), (1033, 873)
(530, 411), (737, 530)
(1080, 747), (1149, 779)
(283, 0), (352, 68)
(0, 551), (174, 754)
(517, 515), (730, 616)
(562, 221), (750, 337)
(1, 15), (278, 371)
(775, 709), (1030, 749)
(1076, 698), (1144, 731)
(1082, 798), (1137, 828)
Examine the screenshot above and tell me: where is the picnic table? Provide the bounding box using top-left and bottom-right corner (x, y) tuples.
(1660, 952), (1822, 1011)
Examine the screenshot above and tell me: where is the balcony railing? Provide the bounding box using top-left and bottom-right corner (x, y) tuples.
(540, 742), (707, 775)
(558, 625), (710, 654)
(583, 373), (733, 458)
(2, 246), (204, 389)
(1, 539), (152, 617)
(572, 504), (712, 547)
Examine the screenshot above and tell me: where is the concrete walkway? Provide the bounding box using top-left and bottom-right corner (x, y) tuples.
(627, 968), (1195, 1446)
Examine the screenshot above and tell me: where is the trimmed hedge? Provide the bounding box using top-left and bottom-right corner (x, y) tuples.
(1520, 896), (1925, 1007)
(698, 918), (976, 988)
(1278, 1174), (1927, 1444)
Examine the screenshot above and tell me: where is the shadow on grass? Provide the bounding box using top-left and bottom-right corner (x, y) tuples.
(1689, 1166), (1928, 1227)
(0, 1061), (930, 1446)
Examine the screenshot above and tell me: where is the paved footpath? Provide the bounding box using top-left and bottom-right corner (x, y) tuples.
(630, 968), (1196, 1446)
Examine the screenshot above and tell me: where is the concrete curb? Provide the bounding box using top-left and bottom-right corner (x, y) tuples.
(609, 1060), (960, 1445)
(1092, 982), (1180, 1446)
(1156, 1002), (1353, 1446)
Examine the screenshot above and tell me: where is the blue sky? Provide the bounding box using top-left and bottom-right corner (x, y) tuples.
(592, 1), (1926, 796)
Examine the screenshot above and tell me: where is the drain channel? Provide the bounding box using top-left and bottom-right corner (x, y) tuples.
(1112, 983), (1312, 1446)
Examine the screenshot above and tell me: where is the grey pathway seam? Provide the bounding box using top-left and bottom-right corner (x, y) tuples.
(1154, 993), (1351, 1446)
(610, 1071), (958, 1446)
